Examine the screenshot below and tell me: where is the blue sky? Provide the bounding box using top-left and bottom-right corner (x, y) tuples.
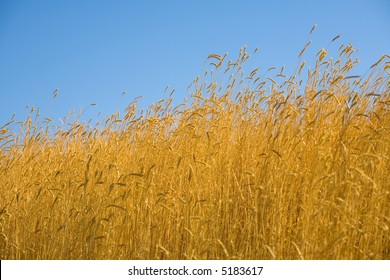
(0, 0), (389, 127)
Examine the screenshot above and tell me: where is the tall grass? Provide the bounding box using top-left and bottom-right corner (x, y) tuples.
(0, 41), (389, 259)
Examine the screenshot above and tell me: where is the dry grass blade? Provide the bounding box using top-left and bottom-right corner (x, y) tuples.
(299, 40), (312, 58)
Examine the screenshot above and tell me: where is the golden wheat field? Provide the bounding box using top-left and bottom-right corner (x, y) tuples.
(0, 41), (389, 260)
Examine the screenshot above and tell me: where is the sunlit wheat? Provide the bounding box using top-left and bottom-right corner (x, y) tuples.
(0, 39), (389, 260)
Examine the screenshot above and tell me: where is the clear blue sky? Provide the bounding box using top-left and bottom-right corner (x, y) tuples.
(1, 0), (389, 127)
